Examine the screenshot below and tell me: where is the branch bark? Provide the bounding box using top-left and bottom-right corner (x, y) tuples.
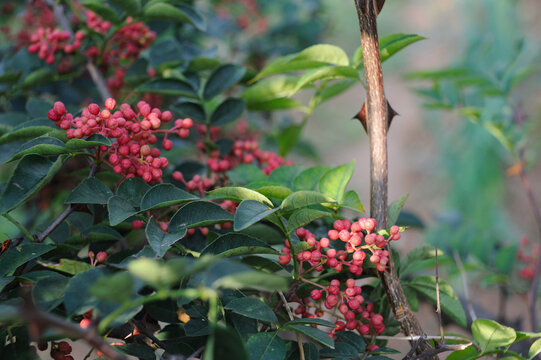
(352, 0), (435, 357)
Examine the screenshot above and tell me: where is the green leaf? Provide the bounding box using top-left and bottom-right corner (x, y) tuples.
(168, 200), (234, 232)
(471, 319), (516, 353)
(0, 120), (58, 145)
(117, 177), (150, 207)
(187, 56), (221, 72)
(214, 270), (287, 291)
(286, 343), (319, 360)
(354, 33), (425, 67)
(234, 200), (278, 231)
(287, 208), (329, 232)
(339, 190), (365, 213)
(32, 275), (69, 311)
(403, 286), (419, 312)
(314, 79), (356, 106)
(127, 258), (181, 289)
(108, 195), (138, 226)
(146, 217), (187, 257)
(446, 345), (479, 360)
(334, 331), (366, 352)
(247, 98), (306, 112)
(109, 0), (141, 16)
(90, 272), (134, 303)
(318, 161), (355, 203)
(21, 68), (54, 89)
(201, 233), (279, 257)
(319, 342), (359, 358)
(227, 164), (267, 185)
(8, 136), (67, 161)
(281, 191), (335, 212)
(289, 66), (359, 96)
(0, 243), (55, 277)
(26, 98), (52, 118)
(225, 297), (278, 324)
(64, 267), (107, 314)
(38, 259), (93, 275)
(140, 183), (197, 211)
(0, 154), (62, 214)
(82, 0), (121, 23)
(208, 187), (273, 206)
(529, 338), (541, 359)
(242, 76), (298, 102)
(203, 64), (246, 100)
(246, 183), (292, 200)
(283, 324), (334, 348)
(277, 124), (303, 157)
(282, 318), (336, 328)
(172, 102), (206, 122)
(407, 276), (466, 327)
(211, 98), (245, 126)
(65, 178), (113, 205)
(116, 344), (155, 360)
(64, 134), (111, 150)
(251, 44), (349, 82)
(246, 332), (286, 360)
(293, 166), (329, 191)
(137, 78), (197, 98)
(388, 193), (409, 226)
(268, 166), (302, 188)
(143, 2), (206, 30)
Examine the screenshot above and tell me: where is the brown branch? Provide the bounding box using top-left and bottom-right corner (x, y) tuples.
(519, 161), (541, 332)
(278, 291), (305, 360)
(352, 0), (435, 357)
(435, 247), (444, 342)
(20, 290), (128, 360)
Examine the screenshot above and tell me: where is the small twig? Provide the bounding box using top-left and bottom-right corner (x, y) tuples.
(375, 335), (470, 342)
(187, 346), (204, 359)
(278, 291), (305, 360)
(435, 247), (444, 342)
(129, 319), (168, 350)
(453, 251), (477, 322)
(20, 290), (128, 360)
(405, 343), (471, 360)
(36, 205), (75, 243)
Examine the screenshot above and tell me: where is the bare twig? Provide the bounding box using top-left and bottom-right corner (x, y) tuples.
(278, 291), (305, 360)
(35, 205), (75, 243)
(435, 247), (444, 342)
(375, 335), (470, 342)
(453, 251), (477, 322)
(20, 290), (128, 360)
(44, 0), (111, 101)
(352, 1), (434, 356)
(518, 161), (541, 332)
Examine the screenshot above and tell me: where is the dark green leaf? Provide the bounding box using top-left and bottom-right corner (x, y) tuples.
(146, 217), (187, 257)
(20, 68), (54, 89)
(0, 243), (55, 277)
(168, 200), (234, 232)
(108, 195), (138, 226)
(234, 200), (278, 231)
(203, 64), (246, 100)
(246, 332), (286, 360)
(64, 267), (107, 314)
(286, 343), (319, 360)
(0, 154), (62, 213)
(334, 331), (366, 352)
(227, 165), (267, 185)
(318, 161), (355, 203)
(110, 0), (141, 16)
(137, 78), (197, 98)
(117, 177), (151, 207)
(172, 102), (206, 122)
(64, 134), (112, 150)
(388, 194), (409, 226)
(277, 124), (303, 157)
(8, 136), (67, 161)
(90, 272), (134, 303)
(211, 98), (245, 126)
(116, 344), (155, 360)
(268, 166), (302, 188)
(0, 120), (58, 146)
(65, 178), (113, 205)
(319, 342), (359, 358)
(82, 0), (120, 22)
(201, 233), (279, 257)
(214, 325), (249, 360)
(225, 297), (278, 324)
(26, 98), (52, 118)
(33, 275), (69, 311)
(282, 318), (336, 328)
(283, 324), (334, 348)
(140, 183), (197, 211)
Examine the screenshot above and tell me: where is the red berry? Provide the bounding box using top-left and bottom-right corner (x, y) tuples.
(132, 220), (144, 230)
(96, 252), (107, 263)
(58, 341), (72, 354)
(79, 318), (91, 329)
(163, 139), (173, 151)
(105, 98), (116, 111)
(310, 289), (322, 300)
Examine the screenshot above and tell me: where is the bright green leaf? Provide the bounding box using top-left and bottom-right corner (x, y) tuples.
(388, 193), (409, 226)
(208, 187), (273, 206)
(472, 319), (516, 353)
(318, 161), (355, 203)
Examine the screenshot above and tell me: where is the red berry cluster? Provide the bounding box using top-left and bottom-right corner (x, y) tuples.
(27, 28), (84, 64)
(517, 236), (538, 280)
(48, 341), (73, 360)
(279, 220), (401, 274)
(85, 10), (112, 34)
(216, 0), (268, 34)
(292, 279), (386, 337)
(48, 98), (193, 183)
(14, 0), (56, 48)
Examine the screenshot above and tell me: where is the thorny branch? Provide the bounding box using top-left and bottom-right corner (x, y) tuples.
(352, 0), (435, 356)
